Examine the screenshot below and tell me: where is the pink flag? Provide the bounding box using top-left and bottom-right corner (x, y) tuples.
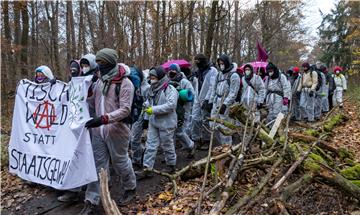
(256, 41), (268, 62)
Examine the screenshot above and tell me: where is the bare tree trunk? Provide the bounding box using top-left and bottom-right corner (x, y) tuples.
(1, 1), (11, 114)
(85, 1), (97, 51)
(199, 1), (205, 54)
(142, 1), (148, 67)
(30, 1), (38, 71)
(161, 0), (166, 58)
(78, 1), (84, 57)
(98, 2), (106, 49)
(20, 1), (29, 77)
(66, 1), (72, 64)
(153, 1), (161, 64)
(233, 1), (240, 62)
(187, 1), (196, 58)
(205, 1), (218, 59)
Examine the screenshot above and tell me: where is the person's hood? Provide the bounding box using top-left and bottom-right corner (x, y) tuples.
(35, 65), (54, 80)
(119, 63), (131, 76)
(243, 64), (254, 73)
(149, 66), (166, 80)
(217, 54), (232, 73)
(266, 62), (279, 79)
(80, 54), (97, 70)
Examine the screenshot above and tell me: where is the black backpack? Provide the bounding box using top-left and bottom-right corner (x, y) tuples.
(220, 71), (242, 102)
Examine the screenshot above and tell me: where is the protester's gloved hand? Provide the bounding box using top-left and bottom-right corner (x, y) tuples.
(91, 74), (98, 83)
(142, 119), (149, 130)
(309, 91), (314, 97)
(145, 107), (153, 115)
(283, 97), (289, 106)
(296, 91), (301, 97)
(257, 103), (264, 110)
(201, 100), (209, 110)
(85, 115), (109, 128)
(50, 78), (57, 85)
(219, 104), (227, 114)
(206, 102), (213, 112)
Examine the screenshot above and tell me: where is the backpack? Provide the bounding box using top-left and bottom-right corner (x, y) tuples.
(115, 67), (144, 124)
(311, 69), (322, 91)
(220, 71), (242, 102)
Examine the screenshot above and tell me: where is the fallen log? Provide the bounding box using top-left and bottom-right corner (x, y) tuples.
(288, 132), (339, 157)
(272, 135), (325, 191)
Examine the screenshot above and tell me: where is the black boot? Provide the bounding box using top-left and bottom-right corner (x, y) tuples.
(162, 165), (176, 174)
(79, 201), (95, 215)
(186, 147), (195, 159)
(135, 168), (153, 180)
(118, 189), (136, 206)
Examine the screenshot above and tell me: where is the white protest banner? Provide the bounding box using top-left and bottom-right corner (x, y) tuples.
(8, 76), (97, 190)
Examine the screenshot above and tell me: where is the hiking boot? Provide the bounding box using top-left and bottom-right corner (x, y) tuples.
(79, 201), (95, 215)
(135, 168), (153, 180)
(186, 147), (195, 159)
(132, 163), (142, 171)
(57, 191), (79, 202)
(118, 189), (136, 206)
(161, 165), (176, 174)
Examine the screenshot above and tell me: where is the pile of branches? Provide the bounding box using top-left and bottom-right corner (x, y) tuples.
(100, 103), (360, 214)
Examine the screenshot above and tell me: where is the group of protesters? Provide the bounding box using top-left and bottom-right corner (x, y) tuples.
(32, 48), (347, 214)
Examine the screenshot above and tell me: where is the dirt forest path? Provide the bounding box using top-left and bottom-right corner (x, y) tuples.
(1, 99), (360, 214)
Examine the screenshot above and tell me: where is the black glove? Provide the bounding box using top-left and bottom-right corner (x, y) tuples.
(309, 91), (314, 97)
(257, 103), (264, 110)
(91, 74), (98, 83)
(50, 78), (57, 85)
(201, 100), (209, 110)
(142, 119), (149, 130)
(296, 91), (301, 97)
(206, 102), (213, 113)
(219, 104), (227, 114)
(85, 115), (108, 128)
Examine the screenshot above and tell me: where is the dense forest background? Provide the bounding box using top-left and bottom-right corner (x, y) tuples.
(1, 1), (359, 114)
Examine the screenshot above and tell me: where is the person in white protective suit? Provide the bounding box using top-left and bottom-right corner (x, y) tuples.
(286, 66), (302, 121)
(297, 62), (318, 122)
(240, 64), (266, 123)
(130, 68), (150, 170)
(167, 63), (196, 158)
(209, 54), (240, 145)
(136, 66), (179, 179)
(332, 66), (347, 108)
(191, 54), (218, 150)
(265, 62), (291, 124)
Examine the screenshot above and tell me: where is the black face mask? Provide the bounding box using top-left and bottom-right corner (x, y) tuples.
(169, 71), (177, 79)
(99, 64), (116, 76)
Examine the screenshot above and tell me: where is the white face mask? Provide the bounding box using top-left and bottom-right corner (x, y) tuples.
(220, 65), (225, 71)
(150, 79), (158, 85)
(269, 71), (274, 77)
(83, 67), (90, 74)
(245, 69), (251, 76)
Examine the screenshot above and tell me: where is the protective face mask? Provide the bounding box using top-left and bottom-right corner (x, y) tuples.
(150, 79), (158, 85)
(269, 72), (274, 77)
(36, 76), (46, 83)
(83, 67), (90, 74)
(245, 70), (251, 76)
(169, 72), (177, 79)
(220, 65), (225, 71)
